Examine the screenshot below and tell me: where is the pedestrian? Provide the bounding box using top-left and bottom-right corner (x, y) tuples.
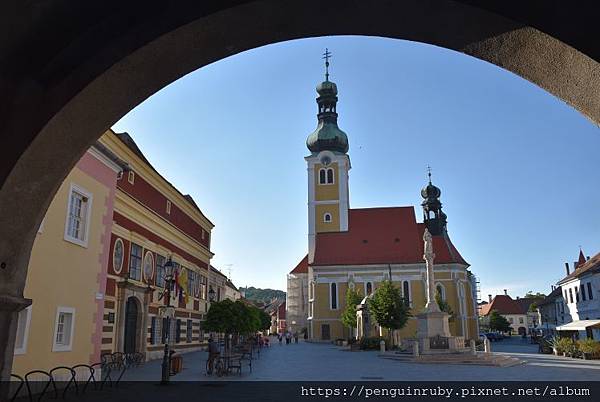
(286, 331), (291, 344)
(294, 332), (299, 343)
(278, 333), (283, 346)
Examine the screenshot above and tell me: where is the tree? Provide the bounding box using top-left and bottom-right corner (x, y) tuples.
(435, 290), (455, 321)
(524, 291), (546, 299)
(367, 280), (412, 343)
(488, 310), (512, 333)
(341, 287), (362, 339)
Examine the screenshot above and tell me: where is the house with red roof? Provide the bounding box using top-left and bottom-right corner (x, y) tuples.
(480, 291), (543, 335)
(555, 248), (600, 339)
(286, 65), (477, 342)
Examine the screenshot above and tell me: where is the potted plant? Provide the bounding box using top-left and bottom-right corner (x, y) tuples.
(555, 337), (571, 357)
(577, 338), (600, 360)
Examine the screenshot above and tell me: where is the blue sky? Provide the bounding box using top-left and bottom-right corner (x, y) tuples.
(113, 36), (599, 298)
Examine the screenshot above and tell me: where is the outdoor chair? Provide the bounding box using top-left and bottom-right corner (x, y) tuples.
(71, 364), (96, 394)
(24, 370), (55, 402)
(48, 366), (77, 398)
(9, 374), (25, 402)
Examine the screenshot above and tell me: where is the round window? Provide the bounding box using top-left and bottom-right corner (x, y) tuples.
(113, 238), (124, 274)
(143, 252), (154, 281)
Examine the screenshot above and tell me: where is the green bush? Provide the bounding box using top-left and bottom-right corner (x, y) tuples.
(360, 337), (387, 350)
(577, 339), (600, 357)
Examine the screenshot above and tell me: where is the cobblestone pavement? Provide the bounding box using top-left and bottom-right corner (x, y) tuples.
(122, 337), (600, 381)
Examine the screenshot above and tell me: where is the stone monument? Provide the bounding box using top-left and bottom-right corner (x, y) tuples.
(416, 228), (466, 354)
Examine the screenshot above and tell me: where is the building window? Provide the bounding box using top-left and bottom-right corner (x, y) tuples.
(581, 284), (587, 301)
(199, 274), (208, 300)
(161, 318), (169, 344)
(568, 288), (573, 303)
(519, 317), (524, 324)
(330, 282), (338, 310)
(155, 254), (166, 287)
(365, 281), (373, 295)
(186, 320), (193, 343)
(14, 306), (32, 355)
(151, 317), (161, 344)
(129, 243), (142, 281)
(575, 287), (579, 303)
(128, 171), (135, 184)
(509, 317), (514, 324)
(435, 283), (446, 301)
(175, 319), (182, 343)
(53, 307), (75, 352)
(143, 251), (154, 282)
(188, 270), (200, 298)
(323, 213), (332, 223)
(588, 282), (594, 300)
(64, 184), (92, 247)
(318, 168), (335, 185)
(113, 238), (124, 274)
(402, 281), (411, 305)
(166, 200), (172, 215)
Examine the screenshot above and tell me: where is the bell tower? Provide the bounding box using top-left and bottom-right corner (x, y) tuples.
(306, 49), (350, 262)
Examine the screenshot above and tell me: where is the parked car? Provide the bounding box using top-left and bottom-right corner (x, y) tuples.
(484, 332), (505, 341)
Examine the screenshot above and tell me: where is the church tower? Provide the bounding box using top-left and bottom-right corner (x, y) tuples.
(421, 169), (448, 236)
(306, 50), (350, 262)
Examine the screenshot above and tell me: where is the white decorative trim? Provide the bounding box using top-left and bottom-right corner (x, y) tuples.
(88, 146), (124, 174)
(52, 306), (76, 352)
(113, 238), (124, 274)
(13, 306), (32, 355)
(64, 183), (93, 248)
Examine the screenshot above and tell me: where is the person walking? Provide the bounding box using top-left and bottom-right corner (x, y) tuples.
(294, 332), (299, 344)
(278, 333), (283, 346)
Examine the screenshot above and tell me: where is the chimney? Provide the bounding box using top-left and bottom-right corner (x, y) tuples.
(516, 296), (520, 300)
(565, 262), (570, 276)
(503, 289), (507, 296)
(488, 294), (492, 303)
(587, 256), (591, 261)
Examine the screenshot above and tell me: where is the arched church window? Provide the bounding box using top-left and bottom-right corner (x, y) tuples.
(323, 213), (332, 223)
(319, 168), (327, 184)
(330, 282), (338, 310)
(436, 283), (446, 301)
(403, 281), (410, 305)
(326, 168), (334, 184)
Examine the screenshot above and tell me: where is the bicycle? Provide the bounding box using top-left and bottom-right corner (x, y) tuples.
(206, 355), (225, 377)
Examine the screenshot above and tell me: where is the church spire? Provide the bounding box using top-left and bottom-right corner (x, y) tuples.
(421, 167), (447, 236)
(306, 49), (349, 154)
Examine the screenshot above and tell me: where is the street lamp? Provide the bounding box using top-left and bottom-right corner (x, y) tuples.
(208, 286), (216, 302)
(158, 256), (176, 385)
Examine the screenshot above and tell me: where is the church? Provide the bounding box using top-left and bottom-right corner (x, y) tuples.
(286, 54), (478, 342)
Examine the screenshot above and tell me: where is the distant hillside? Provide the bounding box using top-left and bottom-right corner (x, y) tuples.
(240, 287), (285, 304)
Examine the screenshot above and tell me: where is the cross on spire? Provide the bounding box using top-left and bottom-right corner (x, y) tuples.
(322, 48), (332, 81)
(427, 165), (432, 184)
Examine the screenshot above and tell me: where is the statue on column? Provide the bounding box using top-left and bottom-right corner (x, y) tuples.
(423, 228), (440, 312)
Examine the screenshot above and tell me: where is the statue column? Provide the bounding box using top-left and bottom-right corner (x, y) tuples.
(423, 229), (440, 312)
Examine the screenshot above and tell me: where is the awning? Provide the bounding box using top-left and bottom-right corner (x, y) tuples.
(556, 320), (600, 331)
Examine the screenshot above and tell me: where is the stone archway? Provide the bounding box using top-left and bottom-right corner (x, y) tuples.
(1, 0), (599, 386)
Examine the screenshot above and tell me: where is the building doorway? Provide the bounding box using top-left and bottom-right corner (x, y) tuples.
(123, 297), (139, 354)
(321, 324), (331, 340)
(518, 326), (526, 336)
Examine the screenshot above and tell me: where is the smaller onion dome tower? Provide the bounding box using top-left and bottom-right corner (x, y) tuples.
(421, 167), (447, 236)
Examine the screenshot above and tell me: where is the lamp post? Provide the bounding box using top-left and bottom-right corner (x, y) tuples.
(159, 256), (176, 385)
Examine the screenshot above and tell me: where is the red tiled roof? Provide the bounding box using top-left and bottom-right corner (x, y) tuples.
(312, 207), (468, 266)
(289, 255), (309, 274)
(480, 295), (525, 316)
(558, 250), (600, 285)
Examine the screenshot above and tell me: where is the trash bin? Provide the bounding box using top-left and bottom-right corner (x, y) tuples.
(170, 352), (183, 375)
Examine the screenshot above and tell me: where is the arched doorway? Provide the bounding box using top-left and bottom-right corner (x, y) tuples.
(123, 297), (140, 354)
(1, 0), (599, 387)
(518, 326), (527, 336)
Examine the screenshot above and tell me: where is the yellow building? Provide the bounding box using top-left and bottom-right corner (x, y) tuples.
(297, 67), (478, 342)
(12, 144), (125, 376)
(98, 131), (214, 360)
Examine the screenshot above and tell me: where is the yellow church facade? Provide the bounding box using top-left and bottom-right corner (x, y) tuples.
(296, 62), (478, 343)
